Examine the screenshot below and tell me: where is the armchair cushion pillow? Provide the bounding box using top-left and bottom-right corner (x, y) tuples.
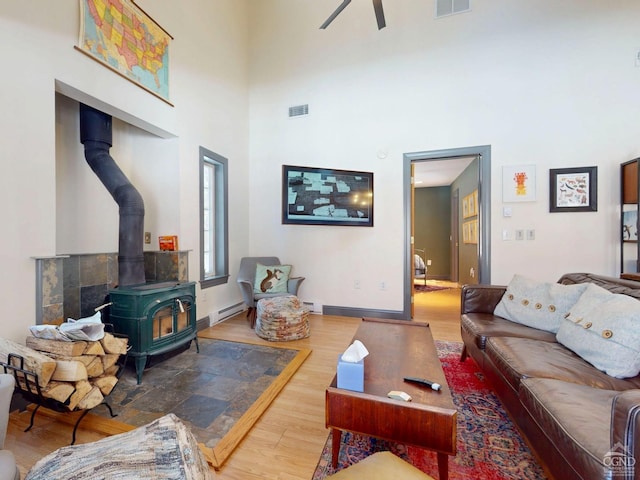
(556, 283), (640, 378)
(253, 264), (292, 294)
(493, 274), (587, 333)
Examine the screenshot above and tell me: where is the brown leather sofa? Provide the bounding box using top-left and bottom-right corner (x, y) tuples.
(460, 272), (640, 480)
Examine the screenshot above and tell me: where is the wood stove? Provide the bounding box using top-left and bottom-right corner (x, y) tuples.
(108, 281), (198, 384)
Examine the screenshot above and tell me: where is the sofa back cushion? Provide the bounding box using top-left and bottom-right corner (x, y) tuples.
(493, 274), (587, 333)
(556, 283), (640, 378)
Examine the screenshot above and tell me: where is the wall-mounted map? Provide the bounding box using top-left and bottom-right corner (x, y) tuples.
(77, 0), (172, 103)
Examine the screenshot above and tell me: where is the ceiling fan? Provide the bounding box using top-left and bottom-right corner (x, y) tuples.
(320, 0), (386, 30)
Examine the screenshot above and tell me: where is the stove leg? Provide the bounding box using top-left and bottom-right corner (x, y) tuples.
(194, 336), (200, 353)
(135, 355), (147, 384)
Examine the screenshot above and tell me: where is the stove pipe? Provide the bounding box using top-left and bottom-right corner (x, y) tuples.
(79, 103), (146, 286)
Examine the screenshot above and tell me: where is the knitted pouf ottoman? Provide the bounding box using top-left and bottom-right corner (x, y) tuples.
(255, 295), (310, 341)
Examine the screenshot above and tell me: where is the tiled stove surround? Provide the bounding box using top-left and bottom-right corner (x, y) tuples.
(34, 251), (189, 325)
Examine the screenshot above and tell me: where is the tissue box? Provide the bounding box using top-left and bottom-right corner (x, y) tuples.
(337, 356), (364, 392)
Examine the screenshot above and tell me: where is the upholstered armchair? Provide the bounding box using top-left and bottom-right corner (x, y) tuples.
(237, 257), (305, 327)
(0, 374), (19, 480)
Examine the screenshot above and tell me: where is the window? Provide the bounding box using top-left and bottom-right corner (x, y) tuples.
(200, 147), (228, 288)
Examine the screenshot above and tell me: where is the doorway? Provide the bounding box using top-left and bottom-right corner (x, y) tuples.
(403, 145), (491, 319)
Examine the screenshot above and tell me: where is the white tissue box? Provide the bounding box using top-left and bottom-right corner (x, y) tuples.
(337, 355), (364, 392)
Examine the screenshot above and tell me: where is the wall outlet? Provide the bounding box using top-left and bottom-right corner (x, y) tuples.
(354, 280), (361, 289)
(379, 281), (387, 291)
(427, 259), (432, 266)
(144, 231), (151, 244)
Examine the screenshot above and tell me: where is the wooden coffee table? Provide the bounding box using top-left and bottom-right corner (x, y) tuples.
(325, 318), (457, 480)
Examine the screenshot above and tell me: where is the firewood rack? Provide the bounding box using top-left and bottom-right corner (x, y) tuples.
(1, 328), (128, 445)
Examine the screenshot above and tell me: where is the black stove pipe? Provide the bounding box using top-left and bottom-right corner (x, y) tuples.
(79, 103), (146, 286)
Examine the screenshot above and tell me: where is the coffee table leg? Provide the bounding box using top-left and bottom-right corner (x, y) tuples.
(437, 452), (448, 480)
(331, 428), (342, 469)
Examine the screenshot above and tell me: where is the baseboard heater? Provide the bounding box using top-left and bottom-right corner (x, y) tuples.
(210, 301), (246, 325)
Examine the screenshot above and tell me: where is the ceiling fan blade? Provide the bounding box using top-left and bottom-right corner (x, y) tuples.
(372, 0), (386, 29)
(320, 0), (352, 29)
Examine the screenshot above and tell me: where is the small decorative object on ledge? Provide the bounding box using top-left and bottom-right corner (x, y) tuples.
(159, 235), (179, 251)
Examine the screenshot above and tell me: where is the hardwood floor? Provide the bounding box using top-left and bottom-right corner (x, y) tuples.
(8, 287), (462, 479)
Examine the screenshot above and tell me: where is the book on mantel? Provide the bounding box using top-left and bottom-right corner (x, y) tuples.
(159, 235), (179, 251)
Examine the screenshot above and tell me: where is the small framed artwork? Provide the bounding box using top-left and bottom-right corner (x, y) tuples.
(623, 210), (638, 242)
(503, 165), (536, 202)
(462, 221), (470, 243)
(549, 166), (597, 213)
(282, 165), (374, 226)
(462, 220), (477, 244)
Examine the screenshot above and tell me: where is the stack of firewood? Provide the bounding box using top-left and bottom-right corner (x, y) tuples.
(0, 333), (128, 411)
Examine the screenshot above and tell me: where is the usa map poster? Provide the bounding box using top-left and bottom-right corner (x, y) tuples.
(78, 0), (172, 103)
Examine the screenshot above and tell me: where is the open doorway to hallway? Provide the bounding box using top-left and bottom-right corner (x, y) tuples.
(402, 146), (492, 319)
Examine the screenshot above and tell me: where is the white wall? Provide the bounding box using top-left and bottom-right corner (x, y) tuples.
(247, 0), (640, 312)
(0, 1), (250, 342)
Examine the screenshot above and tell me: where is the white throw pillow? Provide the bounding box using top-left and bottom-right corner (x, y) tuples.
(556, 283), (640, 378)
(493, 274), (587, 333)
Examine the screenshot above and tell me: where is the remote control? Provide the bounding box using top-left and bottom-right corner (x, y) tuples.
(403, 376), (442, 391)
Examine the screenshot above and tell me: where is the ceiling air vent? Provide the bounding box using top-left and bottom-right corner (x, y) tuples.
(436, 0), (470, 18)
(289, 104), (309, 118)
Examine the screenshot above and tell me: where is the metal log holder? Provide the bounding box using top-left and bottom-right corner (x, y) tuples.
(1, 326), (129, 445)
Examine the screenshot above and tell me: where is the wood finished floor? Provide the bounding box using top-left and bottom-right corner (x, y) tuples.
(8, 286), (462, 479)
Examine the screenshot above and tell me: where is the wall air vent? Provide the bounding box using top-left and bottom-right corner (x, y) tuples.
(289, 104), (309, 117)
(436, 0), (470, 18)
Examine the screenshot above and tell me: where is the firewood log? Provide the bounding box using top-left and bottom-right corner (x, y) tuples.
(0, 337), (56, 387)
(44, 354), (96, 367)
(83, 341), (105, 356)
(76, 386), (104, 410)
(25, 336), (87, 357)
(41, 381), (75, 404)
(100, 353), (120, 371)
(100, 333), (128, 355)
(67, 380), (92, 411)
(103, 365), (119, 376)
(85, 357), (104, 378)
(93, 375), (118, 396)
(51, 360), (88, 382)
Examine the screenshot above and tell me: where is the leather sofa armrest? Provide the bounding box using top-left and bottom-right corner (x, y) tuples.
(461, 284), (506, 314)
(611, 390), (640, 468)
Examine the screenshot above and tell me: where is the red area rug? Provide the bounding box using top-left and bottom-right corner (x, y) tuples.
(312, 341), (547, 480)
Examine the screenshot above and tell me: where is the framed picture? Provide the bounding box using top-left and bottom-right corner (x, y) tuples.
(549, 166), (598, 213)
(503, 165), (536, 202)
(463, 190), (479, 218)
(623, 210), (638, 242)
(462, 220), (478, 244)
(282, 165), (374, 226)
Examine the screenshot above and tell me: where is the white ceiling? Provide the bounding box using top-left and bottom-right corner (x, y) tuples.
(413, 156), (476, 188)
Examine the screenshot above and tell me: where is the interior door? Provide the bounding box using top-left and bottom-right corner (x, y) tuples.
(451, 189), (460, 282)
(410, 163), (416, 318)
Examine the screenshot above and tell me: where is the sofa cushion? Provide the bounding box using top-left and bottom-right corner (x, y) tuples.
(519, 377), (617, 480)
(253, 264), (291, 294)
(494, 274), (587, 333)
(461, 313), (557, 351)
(485, 337), (640, 393)
(556, 283), (640, 378)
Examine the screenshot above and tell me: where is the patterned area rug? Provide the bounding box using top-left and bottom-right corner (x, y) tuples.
(94, 337), (310, 469)
(312, 341), (547, 480)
